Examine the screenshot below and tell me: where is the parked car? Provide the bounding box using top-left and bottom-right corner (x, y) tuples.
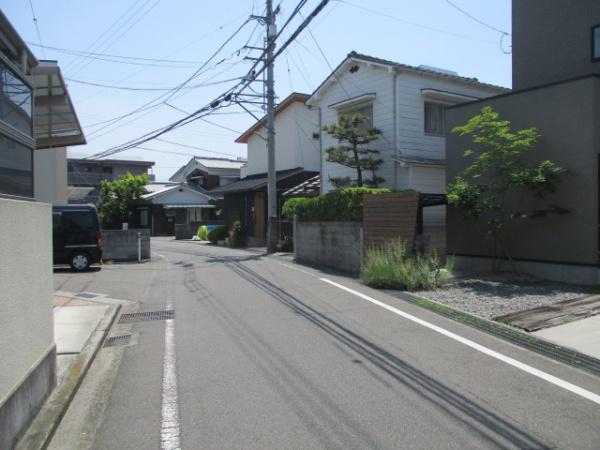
(52, 205), (102, 271)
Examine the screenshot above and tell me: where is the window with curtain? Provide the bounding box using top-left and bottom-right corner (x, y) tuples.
(424, 102), (446, 136)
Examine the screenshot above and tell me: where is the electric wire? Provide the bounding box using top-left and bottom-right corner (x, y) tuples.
(27, 0), (46, 58)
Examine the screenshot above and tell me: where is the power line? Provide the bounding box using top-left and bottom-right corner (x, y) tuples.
(444, 0), (510, 36)
(86, 0), (332, 160)
(27, 42), (218, 66)
(339, 0), (498, 45)
(65, 76), (242, 92)
(27, 0), (46, 58)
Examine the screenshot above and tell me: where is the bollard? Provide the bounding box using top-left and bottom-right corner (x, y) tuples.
(137, 231), (141, 263)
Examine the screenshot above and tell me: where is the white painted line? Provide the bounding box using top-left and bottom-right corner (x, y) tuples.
(280, 262), (315, 277)
(320, 278), (600, 406)
(160, 258), (181, 450)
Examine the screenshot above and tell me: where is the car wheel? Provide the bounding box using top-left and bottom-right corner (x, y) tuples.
(70, 252), (90, 271)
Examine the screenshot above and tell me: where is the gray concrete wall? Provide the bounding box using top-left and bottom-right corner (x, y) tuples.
(102, 229), (151, 261)
(446, 76), (600, 268)
(34, 146), (67, 204)
(512, 0), (600, 90)
(0, 198), (55, 449)
(294, 221), (362, 274)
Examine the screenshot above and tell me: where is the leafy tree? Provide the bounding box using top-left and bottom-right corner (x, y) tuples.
(323, 112), (383, 188)
(448, 106), (569, 267)
(97, 172), (148, 228)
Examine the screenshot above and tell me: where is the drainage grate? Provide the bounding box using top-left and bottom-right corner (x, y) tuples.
(104, 334), (131, 347)
(75, 292), (98, 299)
(118, 309), (175, 323)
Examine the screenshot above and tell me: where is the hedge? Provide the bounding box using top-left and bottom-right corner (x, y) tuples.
(282, 187), (394, 222)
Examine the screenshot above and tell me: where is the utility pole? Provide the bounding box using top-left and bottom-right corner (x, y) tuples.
(265, 0), (277, 253)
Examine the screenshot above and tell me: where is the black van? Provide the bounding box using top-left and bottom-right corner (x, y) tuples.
(52, 205), (103, 271)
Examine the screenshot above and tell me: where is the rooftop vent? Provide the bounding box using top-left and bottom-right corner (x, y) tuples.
(418, 65), (458, 76)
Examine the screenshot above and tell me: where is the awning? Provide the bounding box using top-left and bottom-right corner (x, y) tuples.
(163, 204), (215, 209)
(32, 61), (86, 149)
(395, 156), (446, 167)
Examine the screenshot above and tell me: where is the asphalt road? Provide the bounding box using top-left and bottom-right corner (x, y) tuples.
(51, 237), (600, 450)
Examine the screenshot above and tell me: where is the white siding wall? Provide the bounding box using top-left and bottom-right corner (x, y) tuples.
(395, 72), (502, 162)
(319, 63), (396, 192)
(245, 102), (319, 176)
(34, 146), (68, 204)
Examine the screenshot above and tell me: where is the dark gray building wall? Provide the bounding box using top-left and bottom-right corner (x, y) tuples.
(512, 0), (600, 90)
(446, 76), (600, 266)
(102, 229), (151, 261)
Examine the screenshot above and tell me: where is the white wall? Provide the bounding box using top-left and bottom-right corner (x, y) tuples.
(0, 198), (54, 402)
(34, 146), (68, 204)
(315, 60), (503, 193)
(151, 187), (211, 205)
(245, 102), (320, 176)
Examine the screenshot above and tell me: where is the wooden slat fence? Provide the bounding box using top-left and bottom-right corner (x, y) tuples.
(362, 192), (420, 252)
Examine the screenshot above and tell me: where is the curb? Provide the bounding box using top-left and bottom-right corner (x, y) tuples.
(388, 290), (600, 377)
(16, 304), (121, 450)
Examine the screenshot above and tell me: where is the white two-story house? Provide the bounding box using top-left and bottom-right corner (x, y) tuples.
(306, 51), (508, 229)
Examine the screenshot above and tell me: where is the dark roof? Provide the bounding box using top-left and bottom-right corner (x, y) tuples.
(282, 175), (320, 197)
(308, 51), (508, 103)
(209, 168), (307, 195)
(235, 93), (310, 143)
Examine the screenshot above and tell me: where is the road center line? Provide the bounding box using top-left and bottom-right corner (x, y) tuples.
(160, 257), (181, 449)
(317, 277), (600, 406)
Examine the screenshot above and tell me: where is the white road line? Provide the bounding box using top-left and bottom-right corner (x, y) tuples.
(160, 257), (181, 449)
(319, 278), (600, 406)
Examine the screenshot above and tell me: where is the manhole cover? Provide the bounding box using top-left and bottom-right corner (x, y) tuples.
(118, 310), (175, 323)
(104, 335), (131, 347)
(75, 292), (98, 299)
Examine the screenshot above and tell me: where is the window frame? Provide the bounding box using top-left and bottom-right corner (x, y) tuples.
(424, 101), (447, 137)
(337, 102), (374, 132)
(592, 25), (600, 62)
(0, 133), (34, 199)
(0, 57), (34, 138)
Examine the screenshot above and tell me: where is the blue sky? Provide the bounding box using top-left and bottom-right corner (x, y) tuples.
(1, 0), (511, 180)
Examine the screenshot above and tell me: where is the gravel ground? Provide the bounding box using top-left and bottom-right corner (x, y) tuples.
(416, 273), (592, 320)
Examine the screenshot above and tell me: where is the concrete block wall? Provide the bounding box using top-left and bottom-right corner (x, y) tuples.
(0, 198), (55, 450)
(102, 229), (151, 261)
(294, 221), (362, 274)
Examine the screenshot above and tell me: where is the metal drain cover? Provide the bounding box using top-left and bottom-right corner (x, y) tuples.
(75, 292), (98, 299)
(118, 309), (175, 323)
(104, 335), (131, 347)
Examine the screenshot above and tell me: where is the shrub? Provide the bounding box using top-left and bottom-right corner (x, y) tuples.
(361, 240), (452, 291)
(196, 225), (209, 240)
(282, 187), (394, 222)
(228, 220), (247, 247)
(207, 225), (228, 244)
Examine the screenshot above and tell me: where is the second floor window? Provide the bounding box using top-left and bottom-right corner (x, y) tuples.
(339, 104), (373, 131)
(424, 102), (446, 136)
(593, 25), (600, 61)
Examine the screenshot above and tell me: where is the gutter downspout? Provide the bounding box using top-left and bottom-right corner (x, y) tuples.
(318, 106), (323, 194)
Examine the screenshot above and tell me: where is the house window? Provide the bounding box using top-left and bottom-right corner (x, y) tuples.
(424, 102), (446, 136)
(0, 60), (33, 137)
(102, 166), (113, 174)
(339, 103), (374, 130)
(0, 134), (33, 197)
(593, 25), (600, 61)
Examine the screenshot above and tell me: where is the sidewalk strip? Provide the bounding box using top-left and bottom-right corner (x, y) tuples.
(320, 278), (600, 407)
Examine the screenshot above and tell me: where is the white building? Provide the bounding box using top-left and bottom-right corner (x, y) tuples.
(169, 156), (244, 191)
(236, 92), (320, 178)
(306, 51), (508, 226)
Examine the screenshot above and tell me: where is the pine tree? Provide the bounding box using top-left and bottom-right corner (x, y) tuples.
(322, 112), (383, 188)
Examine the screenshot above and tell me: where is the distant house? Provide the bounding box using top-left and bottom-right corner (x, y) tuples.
(214, 92), (319, 245)
(67, 157), (155, 203)
(446, 0), (600, 284)
(168, 156), (245, 194)
(133, 182), (215, 237)
(306, 52), (507, 240)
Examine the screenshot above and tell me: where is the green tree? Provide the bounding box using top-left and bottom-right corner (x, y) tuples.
(97, 172), (148, 228)
(322, 112), (383, 188)
(448, 106), (569, 268)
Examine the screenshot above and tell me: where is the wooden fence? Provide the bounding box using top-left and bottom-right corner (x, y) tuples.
(362, 192), (420, 252)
